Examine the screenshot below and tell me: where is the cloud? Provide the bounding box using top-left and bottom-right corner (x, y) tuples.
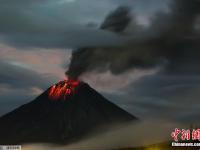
(0, 43), (70, 78)
(22, 120), (181, 150)
(104, 72), (200, 123)
(0, 58), (62, 116)
(0, 85), (42, 116)
(80, 67), (159, 93)
(0, 60), (55, 89)
(66, 0), (200, 79)
(0, 0), (128, 48)
(0, 0), (170, 49)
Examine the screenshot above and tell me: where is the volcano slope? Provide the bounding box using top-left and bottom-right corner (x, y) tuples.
(0, 80), (137, 144)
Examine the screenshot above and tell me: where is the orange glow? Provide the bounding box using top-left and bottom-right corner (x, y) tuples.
(48, 79), (80, 100)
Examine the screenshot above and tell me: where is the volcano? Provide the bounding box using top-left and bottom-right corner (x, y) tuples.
(0, 80), (137, 145)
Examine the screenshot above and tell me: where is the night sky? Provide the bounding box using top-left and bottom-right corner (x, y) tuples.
(0, 0), (200, 124)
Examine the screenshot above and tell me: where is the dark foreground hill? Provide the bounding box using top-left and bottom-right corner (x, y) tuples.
(0, 80), (137, 144)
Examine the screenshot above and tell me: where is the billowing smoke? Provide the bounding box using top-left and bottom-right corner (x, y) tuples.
(66, 47), (161, 79)
(66, 6), (133, 78)
(100, 6), (131, 33)
(66, 0), (200, 79)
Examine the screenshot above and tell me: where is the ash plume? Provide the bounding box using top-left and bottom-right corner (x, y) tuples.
(100, 6), (131, 33)
(66, 0), (200, 79)
(66, 6), (133, 78)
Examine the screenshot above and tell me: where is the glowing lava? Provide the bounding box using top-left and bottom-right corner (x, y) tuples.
(48, 79), (80, 100)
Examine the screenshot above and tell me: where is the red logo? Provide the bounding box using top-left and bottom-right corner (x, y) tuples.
(171, 128), (200, 141)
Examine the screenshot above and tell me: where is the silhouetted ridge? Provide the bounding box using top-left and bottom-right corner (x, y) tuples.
(0, 81), (137, 144)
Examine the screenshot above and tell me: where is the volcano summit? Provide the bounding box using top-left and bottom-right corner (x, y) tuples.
(0, 80), (137, 145)
(48, 79), (80, 100)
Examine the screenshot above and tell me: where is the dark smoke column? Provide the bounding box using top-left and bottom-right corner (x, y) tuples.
(66, 48), (91, 79)
(66, 6), (132, 79)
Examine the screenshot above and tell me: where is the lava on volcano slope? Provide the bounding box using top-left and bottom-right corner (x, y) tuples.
(48, 79), (80, 100)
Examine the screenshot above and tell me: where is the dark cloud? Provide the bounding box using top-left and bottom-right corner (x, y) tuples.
(1, 29), (125, 49)
(103, 72), (200, 123)
(0, 60), (56, 89)
(0, 0), (127, 48)
(0, 0), (169, 48)
(67, 0), (200, 78)
(100, 6), (132, 33)
(0, 1), (125, 48)
(0, 60), (59, 116)
(0, 87), (38, 116)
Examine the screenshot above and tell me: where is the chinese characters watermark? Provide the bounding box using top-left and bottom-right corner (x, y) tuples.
(171, 128), (200, 147)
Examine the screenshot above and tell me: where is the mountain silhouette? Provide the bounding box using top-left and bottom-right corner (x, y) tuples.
(0, 80), (137, 144)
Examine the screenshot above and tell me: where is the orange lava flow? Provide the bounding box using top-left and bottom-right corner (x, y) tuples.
(48, 79), (79, 100)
